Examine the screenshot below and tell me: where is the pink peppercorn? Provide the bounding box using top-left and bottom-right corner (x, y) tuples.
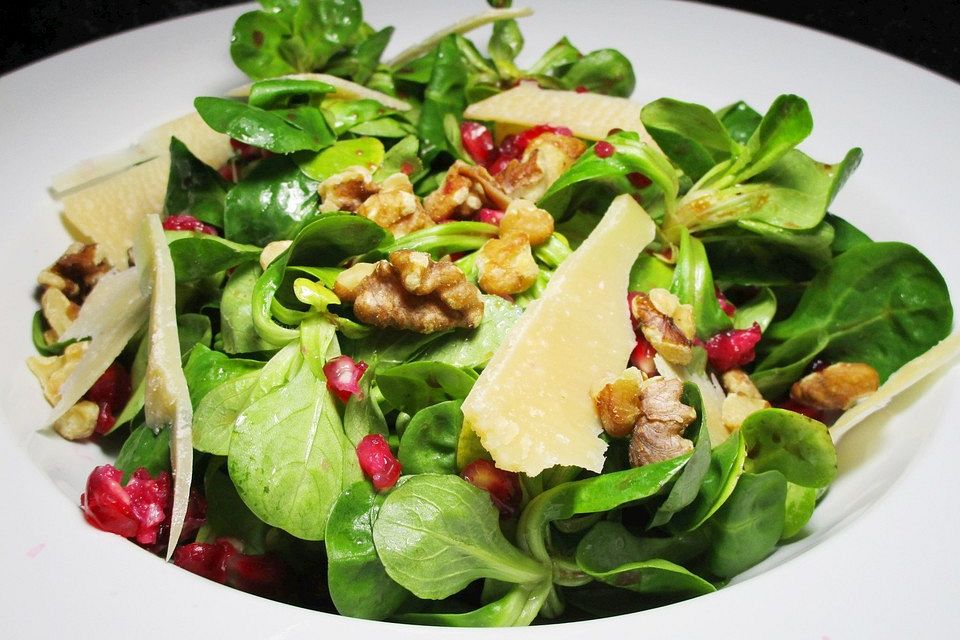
(356, 434), (402, 491)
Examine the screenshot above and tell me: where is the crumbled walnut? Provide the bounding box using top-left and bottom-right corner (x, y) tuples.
(496, 133), (587, 202)
(351, 250), (483, 333)
(595, 367), (647, 438)
(40, 288), (80, 342)
(333, 262), (377, 303)
(790, 362), (880, 411)
(720, 368), (770, 432)
(476, 234), (539, 296)
(37, 242), (110, 303)
(26, 342), (89, 405)
(318, 165), (379, 213)
(629, 376), (697, 467)
(52, 400), (99, 440)
(499, 199), (555, 246)
(423, 161), (512, 222)
(721, 368), (763, 399)
(260, 240), (292, 271)
(631, 289), (695, 365)
(356, 173), (435, 236)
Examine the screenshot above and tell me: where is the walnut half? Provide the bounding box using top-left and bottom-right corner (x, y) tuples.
(790, 362), (880, 411)
(631, 289), (696, 365)
(630, 376), (697, 467)
(346, 250), (484, 333)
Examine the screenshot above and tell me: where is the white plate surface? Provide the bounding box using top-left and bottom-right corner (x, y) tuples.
(2, 2), (958, 638)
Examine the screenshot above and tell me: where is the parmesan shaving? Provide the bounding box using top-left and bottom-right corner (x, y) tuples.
(831, 333), (960, 443)
(464, 83), (662, 151)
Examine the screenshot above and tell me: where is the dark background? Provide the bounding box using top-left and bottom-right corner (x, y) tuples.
(1, 1), (958, 83)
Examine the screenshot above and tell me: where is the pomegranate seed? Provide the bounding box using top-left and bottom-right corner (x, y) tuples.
(715, 287), (737, 317)
(460, 459), (522, 518)
(230, 138), (262, 160)
(323, 355), (368, 403)
(219, 161), (238, 183)
(514, 124), (573, 154)
(776, 399), (826, 422)
(630, 334), (659, 377)
(607, 127), (624, 136)
(225, 552), (288, 599)
(460, 121), (496, 166)
(162, 214), (219, 236)
(81, 465), (170, 545)
(487, 155), (512, 175)
(594, 140), (615, 158)
(476, 208), (505, 225)
(356, 434), (402, 491)
(808, 358), (830, 373)
(628, 172), (652, 189)
(575, 85), (589, 93)
(400, 161), (415, 175)
(704, 322), (763, 373)
(173, 539), (238, 583)
(85, 362), (132, 435)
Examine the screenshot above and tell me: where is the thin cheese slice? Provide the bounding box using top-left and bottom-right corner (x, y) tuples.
(831, 333), (960, 443)
(228, 73), (411, 112)
(461, 195), (656, 474)
(464, 84), (662, 151)
(134, 215), (194, 560)
(59, 113), (232, 266)
(49, 268), (149, 423)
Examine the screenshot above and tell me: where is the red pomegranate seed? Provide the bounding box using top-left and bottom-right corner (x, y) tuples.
(400, 161), (415, 175)
(225, 552), (288, 599)
(628, 172), (652, 189)
(85, 362), (132, 435)
(809, 358), (830, 373)
(575, 85), (589, 93)
(594, 140), (615, 158)
(607, 127), (623, 136)
(715, 287), (737, 317)
(629, 334), (659, 377)
(81, 465), (170, 545)
(162, 214), (219, 236)
(323, 355), (368, 404)
(514, 124), (573, 153)
(460, 121), (496, 166)
(704, 322), (763, 373)
(229, 138), (262, 160)
(461, 459), (522, 518)
(173, 539), (238, 583)
(487, 155), (512, 175)
(356, 434), (402, 491)
(477, 208), (505, 225)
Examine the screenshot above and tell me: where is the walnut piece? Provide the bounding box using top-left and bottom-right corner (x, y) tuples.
(476, 233), (539, 296)
(37, 242), (110, 303)
(333, 262), (376, 303)
(423, 161), (511, 222)
(631, 289), (695, 365)
(26, 341), (89, 405)
(496, 133), (587, 202)
(318, 165), (379, 213)
(720, 368), (770, 432)
(499, 199), (555, 246)
(790, 362), (880, 411)
(595, 367), (647, 438)
(629, 376), (697, 467)
(356, 173), (435, 236)
(53, 400), (99, 440)
(40, 288), (80, 342)
(350, 250), (484, 333)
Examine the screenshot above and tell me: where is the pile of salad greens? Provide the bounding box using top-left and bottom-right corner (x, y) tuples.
(31, 0), (954, 627)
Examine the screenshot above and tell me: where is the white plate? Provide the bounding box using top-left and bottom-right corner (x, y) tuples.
(2, 2), (958, 638)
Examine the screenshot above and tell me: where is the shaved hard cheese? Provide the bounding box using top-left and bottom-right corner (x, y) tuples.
(133, 215), (193, 560)
(461, 195), (656, 475)
(384, 6), (534, 69)
(59, 113), (232, 266)
(464, 83), (662, 151)
(830, 333), (960, 444)
(228, 73), (411, 112)
(48, 268), (148, 424)
(53, 112), (232, 197)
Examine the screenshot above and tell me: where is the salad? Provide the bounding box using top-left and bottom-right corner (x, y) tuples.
(26, 0), (956, 627)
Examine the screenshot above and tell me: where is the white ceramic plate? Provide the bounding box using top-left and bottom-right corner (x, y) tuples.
(2, 2), (958, 637)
